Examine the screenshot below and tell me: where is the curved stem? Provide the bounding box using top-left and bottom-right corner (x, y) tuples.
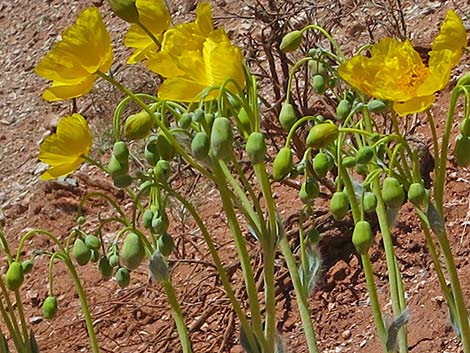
(62, 254), (100, 353)
(0, 276), (24, 351)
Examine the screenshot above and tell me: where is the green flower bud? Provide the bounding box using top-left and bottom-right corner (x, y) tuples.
(113, 141), (129, 164)
(330, 191), (349, 220)
(99, 256), (113, 279)
(157, 232), (175, 257)
(367, 99), (387, 113)
(306, 123), (339, 149)
(279, 102), (296, 131)
(124, 111), (154, 140)
(21, 259), (34, 274)
(154, 160), (171, 182)
(42, 296), (58, 320)
(280, 30), (303, 52)
(352, 220), (374, 255)
(108, 0), (139, 23)
(6, 262), (24, 291)
(272, 147), (293, 182)
(408, 183), (425, 206)
(311, 74), (326, 94)
(90, 249), (100, 263)
(76, 216), (86, 225)
(381, 177), (405, 209)
(152, 211), (169, 234)
(363, 192), (377, 213)
(120, 232), (145, 271)
(193, 108), (205, 123)
(356, 146), (374, 164)
(336, 99), (352, 121)
(312, 151), (333, 178)
(299, 178), (319, 204)
(341, 156), (356, 168)
(108, 254), (119, 268)
(144, 137), (159, 166)
(246, 132), (266, 165)
(115, 267), (130, 288)
(142, 209), (154, 229)
(73, 238), (91, 266)
(107, 154), (129, 177)
(178, 112), (192, 129)
(454, 134), (470, 167)
(210, 117), (234, 160)
(84, 235), (101, 250)
(191, 132), (210, 161)
(205, 113), (215, 128)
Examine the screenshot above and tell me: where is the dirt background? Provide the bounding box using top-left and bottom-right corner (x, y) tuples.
(1, 0), (470, 352)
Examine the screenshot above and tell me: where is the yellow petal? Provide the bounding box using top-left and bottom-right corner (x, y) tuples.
(42, 76), (96, 101)
(392, 94), (435, 116)
(146, 51), (186, 77)
(417, 49), (453, 96)
(203, 29), (245, 92)
(39, 114), (92, 165)
(158, 77), (209, 102)
(135, 0), (171, 36)
(195, 2), (213, 36)
(124, 24), (157, 64)
(40, 160), (84, 180)
(432, 10), (467, 65)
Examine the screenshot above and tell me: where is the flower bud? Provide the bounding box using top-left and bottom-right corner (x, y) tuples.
(191, 132), (210, 161)
(454, 134), (470, 167)
(156, 133), (175, 161)
(120, 232), (145, 271)
(356, 146), (374, 164)
(99, 256), (113, 279)
(272, 147), (293, 182)
(312, 151), (333, 178)
(113, 141), (129, 164)
(42, 296), (58, 320)
(381, 177), (405, 209)
(154, 160), (171, 182)
(308, 59), (326, 76)
(112, 174), (133, 188)
(115, 267), (131, 288)
(352, 220), (374, 255)
(246, 132), (266, 165)
(363, 192), (377, 213)
(330, 191), (349, 220)
(279, 102), (296, 131)
(123, 111), (154, 140)
(178, 112), (192, 129)
(142, 209), (154, 229)
(306, 123), (339, 149)
(84, 235), (101, 250)
(280, 30), (303, 52)
(73, 238), (91, 266)
(367, 99), (388, 113)
(108, 0), (139, 23)
(336, 99), (352, 121)
(299, 178), (319, 204)
(107, 154), (129, 177)
(311, 74), (326, 94)
(210, 117), (234, 160)
(149, 250), (169, 282)
(144, 137), (159, 166)
(157, 232), (175, 257)
(408, 183), (425, 206)
(6, 262), (24, 291)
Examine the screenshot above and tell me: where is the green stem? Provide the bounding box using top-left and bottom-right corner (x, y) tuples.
(372, 178), (408, 353)
(13, 290), (30, 353)
(63, 254), (100, 353)
(0, 276), (24, 351)
(136, 21), (161, 50)
(212, 162), (265, 350)
(362, 254), (388, 349)
(279, 236), (319, 353)
(161, 279), (192, 353)
(163, 186), (260, 353)
(302, 25), (345, 61)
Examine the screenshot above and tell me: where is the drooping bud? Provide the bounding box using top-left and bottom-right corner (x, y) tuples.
(352, 220), (374, 255)
(272, 147), (293, 182)
(123, 111), (154, 140)
(280, 30), (303, 52)
(306, 123), (339, 149)
(279, 102), (296, 131)
(108, 0), (139, 23)
(246, 132), (266, 165)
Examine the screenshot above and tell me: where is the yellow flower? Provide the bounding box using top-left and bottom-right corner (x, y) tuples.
(35, 7), (113, 101)
(146, 3), (245, 102)
(124, 0), (171, 64)
(338, 10), (467, 116)
(39, 114), (92, 180)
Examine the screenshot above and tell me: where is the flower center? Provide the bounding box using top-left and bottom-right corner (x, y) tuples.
(397, 64), (430, 96)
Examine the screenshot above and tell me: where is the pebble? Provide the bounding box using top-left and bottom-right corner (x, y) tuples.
(342, 329), (352, 339)
(29, 316), (43, 325)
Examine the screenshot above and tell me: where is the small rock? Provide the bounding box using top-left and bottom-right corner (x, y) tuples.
(342, 329), (351, 339)
(359, 339), (368, 348)
(29, 316), (43, 325)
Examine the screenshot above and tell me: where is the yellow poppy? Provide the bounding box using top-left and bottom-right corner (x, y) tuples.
(146, 3), (245, 102)
(35, 7), (113, 102)
(39, 114), (93, 180)
(124, 0), (171, 64)
(338, 10), (466, 116)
